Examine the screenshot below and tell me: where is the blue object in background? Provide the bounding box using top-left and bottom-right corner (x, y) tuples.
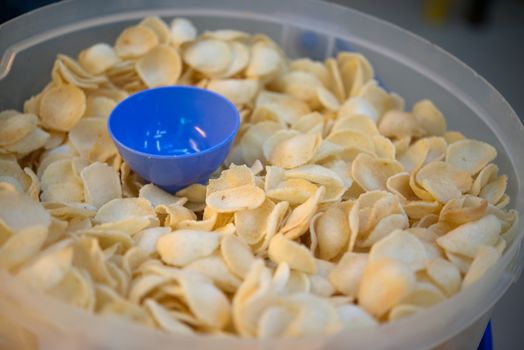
(478, 321), (493, 350)
(108, 86), (240, 193)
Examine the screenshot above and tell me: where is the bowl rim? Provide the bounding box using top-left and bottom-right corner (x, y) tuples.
(107, 85), (241, 160)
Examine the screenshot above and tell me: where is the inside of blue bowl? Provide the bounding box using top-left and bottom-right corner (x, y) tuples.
(109, 86), (240, 157)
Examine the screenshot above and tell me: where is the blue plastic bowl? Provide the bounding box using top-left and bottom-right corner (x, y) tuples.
(108, 86), (240, 193)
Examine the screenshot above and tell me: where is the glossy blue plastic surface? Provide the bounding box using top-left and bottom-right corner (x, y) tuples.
(477, 322), (493, 350)
(108, 86), (240, 193)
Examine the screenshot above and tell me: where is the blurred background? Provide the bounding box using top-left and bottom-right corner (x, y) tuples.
(1, 0), (523, 348)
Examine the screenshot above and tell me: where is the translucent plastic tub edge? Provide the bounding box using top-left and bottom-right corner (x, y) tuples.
(0, 1), (523, 349)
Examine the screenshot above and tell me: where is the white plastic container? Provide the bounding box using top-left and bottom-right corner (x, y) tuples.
(0, 1), (523, 349)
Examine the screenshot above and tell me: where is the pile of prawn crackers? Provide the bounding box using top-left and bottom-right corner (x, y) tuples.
(0, 16), (518, 338)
